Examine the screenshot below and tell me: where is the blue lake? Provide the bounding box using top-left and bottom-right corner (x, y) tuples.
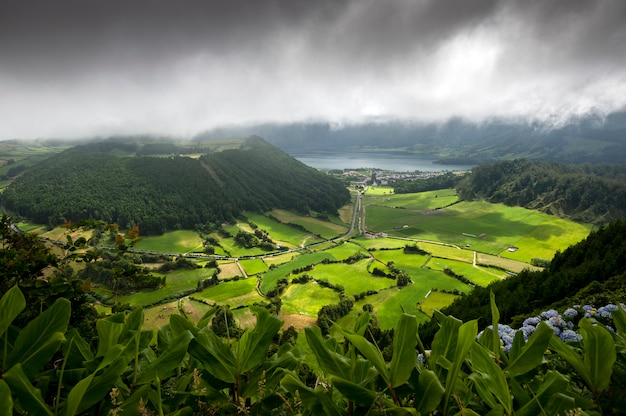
(290, 150), (475, 172)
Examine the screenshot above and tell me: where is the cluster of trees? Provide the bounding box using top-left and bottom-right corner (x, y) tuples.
(456, 159), (626, 224)
(393, 171), (464, 194)
(233, 228), (276, 251)
(419, 220), (626, 345)
(1, 137), (350, 235)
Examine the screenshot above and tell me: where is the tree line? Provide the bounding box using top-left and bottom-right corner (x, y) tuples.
(1, 137), (350, 235)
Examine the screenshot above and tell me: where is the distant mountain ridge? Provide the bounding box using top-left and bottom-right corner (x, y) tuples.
(195, 111), (626, 164)
(1, 137), (350, 234)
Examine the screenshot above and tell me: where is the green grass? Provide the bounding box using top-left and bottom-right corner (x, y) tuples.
(364, 199), (591, 263)
(322, 241), (370, 261)
(308, 260), (396, 296)
(194, 278), (262, 308)
(117, 268), (217, 306)
(418, 291), (460, 317)
(364, 188), (459, 210)
(134, 230), (204, 254)
(239, 258), (268, 276)
(280, 282), (340, 316)
(270, 209), (348, 239)
(372, 286), (431, 329)
(260, 251), (336, 293)
(425, 257), (503, 287)
(351, 237), (408, 251)
(244, 212), (315, 247)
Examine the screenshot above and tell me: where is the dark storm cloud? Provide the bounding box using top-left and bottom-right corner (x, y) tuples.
(1, 0), (625, 139)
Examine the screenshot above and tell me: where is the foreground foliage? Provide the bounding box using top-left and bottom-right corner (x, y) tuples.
(2, 283), (625, 415)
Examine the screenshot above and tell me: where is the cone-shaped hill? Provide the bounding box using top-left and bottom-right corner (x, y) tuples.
(1, 136), (350, 234)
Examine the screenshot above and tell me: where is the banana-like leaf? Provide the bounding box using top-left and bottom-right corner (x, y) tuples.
(170, 313), (198, 338)
(0, 380), (13, 415)
(506, 321), (552, 377)
(3, 363), (53, 416)
(353, 310), (371, 336)
(414, 369), (444, 415)
(489, 291), (501, 361)
(0, 284), (25, 338)
(579, 318), (615, 392)
(516, 370), (570, 416)
(304, 326), (352, 378)
(443, 319), (477, 415)
(613, 303), (626, 335)
(280, 372), (345, 416)
(468, 342), (512, 414)
(237, 306), (283, 373)
(331, 375), (396, 410)
(549, 335), (591, 388)
(137, 330), (193, 385)
(337, 325), (390, 386)
(430, 314), (462, 375)
(188, 331), (237, 383)
(96, 315), (125, 357)
(7, 297), (70, 379)
(389, 313), (418, 388)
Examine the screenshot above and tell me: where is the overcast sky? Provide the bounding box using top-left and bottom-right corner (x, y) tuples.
(1, 0), (626, 140)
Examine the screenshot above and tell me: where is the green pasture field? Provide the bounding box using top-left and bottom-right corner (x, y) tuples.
(134, 230), (204, 254)
(232, 307), (258, 329)
(243, 212), (315, 247)
(259, 251), (336, 293)
(239, 258), (268, 276)
(117, 267), (217, 306)
(418, 242), (474, 262)
(425, 257), (503, 287)
(364, 189), (459, 211)
(263, 252), (297, 268)
(352, 237), (409, 251)
(364, 199), (591, 263)
(364, 286), (431, 330)
(194, 277), (262, 308)
(418, 291), (460, 317)
(269, 209), (348, 239)
(364, 186), (395, 196)
(280, 282), (340, 316)
(476, 253), (542, 273)
(370, 249), (429, 269)
(218, 235), (268, 258)
(142, 301), (180, 331)
(308, 259), (396, 296)
(337, 203), (355, 225)
(322, 241), (370, 261)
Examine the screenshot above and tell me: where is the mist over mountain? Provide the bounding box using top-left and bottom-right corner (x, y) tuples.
(195, 111), (626, 164)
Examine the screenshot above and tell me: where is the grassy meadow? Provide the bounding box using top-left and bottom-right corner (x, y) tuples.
(13, 186), (593, 335)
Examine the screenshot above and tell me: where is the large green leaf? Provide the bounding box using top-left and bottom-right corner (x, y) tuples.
(0, 380), (13, 415)
(414, 369), (444, 415)
(331, 375), (399, 411)
(430, 314), (462, 375)
(489, 290), (501, 361)
(7, 297), (70, 378)
(549, 335), (591, 387)
(137, 330), (193, 384)
(516, 370), (571, 416)
(337, 325), (390, 386)
(506, 321), (552, 377)
(3, 363), (53, 416)
(304, 326), (351, 378)
(612, 303), (626, 335)
(579, 318), (615, 392)
(443, 319), (477, 415)
(237, 306), (283, 373)
(96, 315), (126, 357)
(188, 330), (237, 383)
(280, 372), (345, 416)
(468, 342), (512, 414)
(0, 284), (25, 338)
(389, 313), (418, 388)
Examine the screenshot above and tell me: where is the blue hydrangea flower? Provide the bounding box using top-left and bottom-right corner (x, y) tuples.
(548, 316), (567, 329)
(523, 316), (541, 327)
(582, 305), (593, 311)
(541, 309), (559, 319)
(563, 308), (577, 318)
(519, 325), (536, 340)
(559, 329), (581, 342)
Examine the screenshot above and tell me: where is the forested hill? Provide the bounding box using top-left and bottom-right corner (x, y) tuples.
(1, 137), (350, 234)
(456, 159), (626, 224)
(420, 219), (626, 345)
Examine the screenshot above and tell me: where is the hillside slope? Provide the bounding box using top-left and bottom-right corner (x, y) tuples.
(456, 159), (626, 224)
(1, 137), (350, 234)
(419, 220), (626, 344)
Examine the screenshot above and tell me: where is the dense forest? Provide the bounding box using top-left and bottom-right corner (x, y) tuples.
(1, 137), (350, 234)
(419, 220), (626, 345)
